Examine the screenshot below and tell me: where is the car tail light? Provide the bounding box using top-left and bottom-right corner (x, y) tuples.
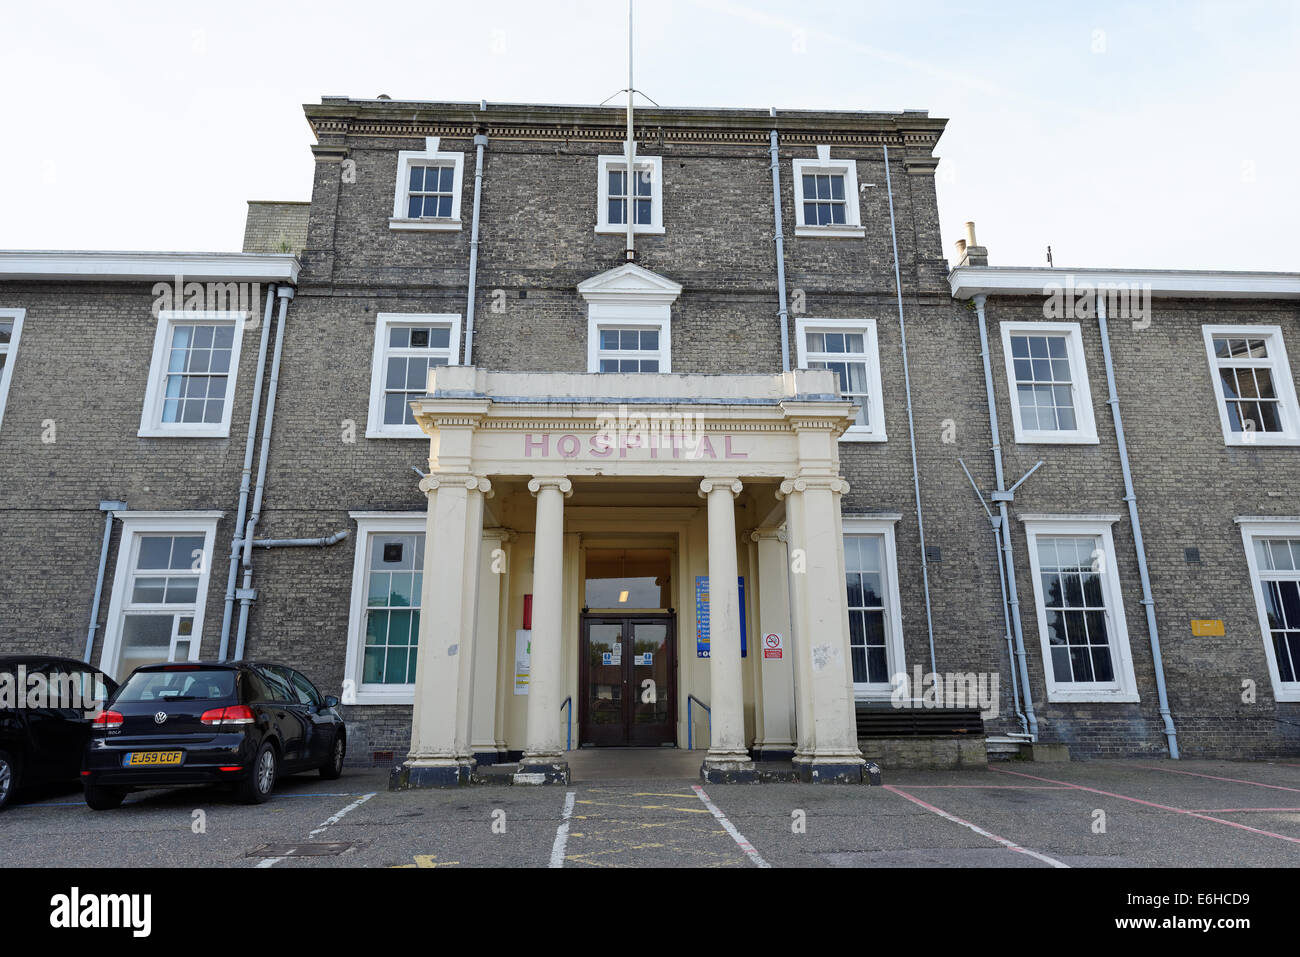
(201, 705), (256, 727)
(91, 710), (123, 731)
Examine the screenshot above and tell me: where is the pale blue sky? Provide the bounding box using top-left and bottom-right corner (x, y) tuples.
(1, 0), (1295, 270)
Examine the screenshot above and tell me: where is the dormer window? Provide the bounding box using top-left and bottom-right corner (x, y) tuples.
(792, 145), (865, 238)
(596, 155), (664, 235)
(390, 137), (464, 231)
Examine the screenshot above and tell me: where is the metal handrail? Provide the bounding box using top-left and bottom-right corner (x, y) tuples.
(560, 696), (572, 752)
(687, 694), (711, 751)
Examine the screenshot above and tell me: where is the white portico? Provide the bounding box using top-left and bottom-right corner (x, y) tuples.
(388, 364), (868, 787)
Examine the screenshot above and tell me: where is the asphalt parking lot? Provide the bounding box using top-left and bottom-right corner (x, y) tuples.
(3, 758), (1299, 868)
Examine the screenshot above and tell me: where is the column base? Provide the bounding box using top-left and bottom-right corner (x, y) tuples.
(472, 749), (509, 766)
(794, 758), (881, 785)
(515, 755), (570, 785)
(700, 752), (758, 784)
(752, 746), (796, 762)
(389, 758), (477, 790)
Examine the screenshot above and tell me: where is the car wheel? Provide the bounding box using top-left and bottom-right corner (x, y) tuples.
(83, 783), (126, 811)
(238, 741), (278, 804)
(0, 750), (17, 810)
(320, 733), (345, 780)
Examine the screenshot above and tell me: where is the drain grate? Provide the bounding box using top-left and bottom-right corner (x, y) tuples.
(247, 842), (356, 858)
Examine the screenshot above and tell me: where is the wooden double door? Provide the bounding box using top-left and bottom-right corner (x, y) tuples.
(579, 614), (676, 747)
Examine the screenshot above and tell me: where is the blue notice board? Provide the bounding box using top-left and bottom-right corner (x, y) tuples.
(695, 576), (746, 659)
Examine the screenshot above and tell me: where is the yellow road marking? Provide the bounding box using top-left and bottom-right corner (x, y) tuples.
(392, 854), (459, 868)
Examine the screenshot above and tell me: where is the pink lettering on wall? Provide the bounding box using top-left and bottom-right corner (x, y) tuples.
(524, 433), (549, 457)
(556, 434), (581, 458)
(724, 435), (748, 459)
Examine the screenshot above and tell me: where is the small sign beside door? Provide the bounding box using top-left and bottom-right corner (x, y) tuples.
(1191, 619), (1225, 636)
(762, 632), (784, 659)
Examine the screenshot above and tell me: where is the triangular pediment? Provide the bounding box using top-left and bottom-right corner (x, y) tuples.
(577, 263), (683, 304)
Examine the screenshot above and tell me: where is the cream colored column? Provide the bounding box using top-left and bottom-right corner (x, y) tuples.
(782, 475), (865, 781)
(751, 527), (797, 758)
(784, 489), (816, 763)
(698, 478), (755, 780)
(519, 476), (572, 781)
(394, 472), (490, 788)
(470, 527), (512, 763)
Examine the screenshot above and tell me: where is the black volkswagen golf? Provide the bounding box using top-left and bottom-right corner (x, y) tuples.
(82, 661), (346, 809)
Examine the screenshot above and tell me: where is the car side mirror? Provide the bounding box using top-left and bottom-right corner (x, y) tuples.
(323, 695), (340, 710)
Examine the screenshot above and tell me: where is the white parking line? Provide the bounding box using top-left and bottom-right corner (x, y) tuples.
(691, 784), (771, 868)
(256, 792), (376, 868)
(548, 791), (576, 868)
(884, 785), (1069, 868)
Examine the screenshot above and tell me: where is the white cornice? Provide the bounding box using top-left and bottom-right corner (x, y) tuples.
(949, 266), (1300, 300)
(0, 251), (300, 284)
(577, 263), (683, 304)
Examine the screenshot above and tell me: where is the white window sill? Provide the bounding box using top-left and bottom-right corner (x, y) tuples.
(595, 224), (665, 236)
(795, 225), (866, 239)
(840, 429), (887, 443)
(138, 426), (231, 439)
(389, 218), (463, 232)
(1221, 434), (1300, 447)
(1045, 688), (1140, 704)
(853, 687), (897, 702)
(1013, 431), (1099, 445)
(1273, 685), (1300, 703)
(366, 426), (428, 440)
(347, 689), (416, 706)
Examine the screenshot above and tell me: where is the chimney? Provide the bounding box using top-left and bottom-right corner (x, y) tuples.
(954, 220), (988, 267)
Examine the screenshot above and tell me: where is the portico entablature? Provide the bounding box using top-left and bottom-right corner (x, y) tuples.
(410, 366), (858, 480)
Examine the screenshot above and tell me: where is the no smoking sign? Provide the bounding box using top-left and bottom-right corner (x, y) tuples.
(762, 632), (783, 660)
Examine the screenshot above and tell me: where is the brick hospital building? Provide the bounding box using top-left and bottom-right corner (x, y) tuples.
(1, 97), (1297, 784)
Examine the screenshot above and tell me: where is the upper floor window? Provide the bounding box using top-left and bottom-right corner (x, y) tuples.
(596, 155), (663, 235)
(1000, 321), (1098, 444)
(795, 317), (885, 442)
(792, 146), (865, 238)
(0, 308), (24, 432)
(1240, 520), (1300, 702)
(139, 310), (246, 438)
(1202, 325), (1300, 446)
(578, 263), (681, 373)
(390, 137), (464, 232)
(367, 313), (461, 439)
(1022, 517), (1139, 703)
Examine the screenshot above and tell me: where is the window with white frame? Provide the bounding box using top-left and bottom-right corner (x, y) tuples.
(1239, 521), (1300, 703)
(367, 313), (461, 438)
(390, 137), (465, 231)
(1023, 517), (1139, 702)
(99, 513), (220, 681)
(1202, 325), (1300, 446)
(795, 317), (885, 441)
(842, 517), (905, 698)
(1000, 322), (1098, 444)
(596, 155), (663, 234)
(345, 514), (426, 704)
(0, 308), (24, 432)
(792, 146), (865, 238)
(139, 311), (245, 438)
(594, 325), (666, 372)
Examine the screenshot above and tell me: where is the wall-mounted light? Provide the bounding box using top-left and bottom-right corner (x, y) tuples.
(618, 590), (629, 603)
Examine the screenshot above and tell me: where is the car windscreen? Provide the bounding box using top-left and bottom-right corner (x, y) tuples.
(114, 669), (236, 703)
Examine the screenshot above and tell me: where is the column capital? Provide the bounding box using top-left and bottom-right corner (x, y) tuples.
(747, 526), (788, 544)
(777, 475), (850, 499)
(420, 473), (493, 498)
(482, 526), (517, 544)
(528, 476), (573, 498)
(698, 477), (743, 499)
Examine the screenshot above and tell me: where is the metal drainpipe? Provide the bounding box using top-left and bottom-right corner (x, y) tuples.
(974, 294), (1039, 739)
(882, 143), (937, 675)
(83, 500), (128, 663)
(1096, 294), (1180, 759)
(234, 285), (293, 661)
(769, 111), (790, 373)
(463, 118), (488, 365)
(219, 283), (277, 660)
(253, 530), (350, 549)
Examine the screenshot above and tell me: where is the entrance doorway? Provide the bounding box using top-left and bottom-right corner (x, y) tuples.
(579, 615), (676, 747)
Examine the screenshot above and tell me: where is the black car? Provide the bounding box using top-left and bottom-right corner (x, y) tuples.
(82, 660), (346, 809)
(0, 655), (118, 810)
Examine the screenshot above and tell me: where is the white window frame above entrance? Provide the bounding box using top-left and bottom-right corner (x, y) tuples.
(842, 515), (905, 701)
(98, 511), (222, 681)
(588, 316), (671, 373)
(1022, 515), (1139, 703)
(794, 316), (886, 442)
(596, 154), (664, 235)
(366, 313), (462, 439)
(578, 264), (682, 374)
(1238, 517), (1300, 703)
(345, 512), (427, 705)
